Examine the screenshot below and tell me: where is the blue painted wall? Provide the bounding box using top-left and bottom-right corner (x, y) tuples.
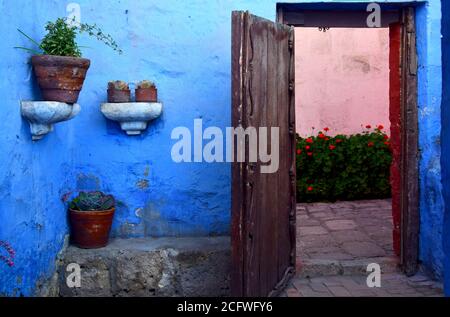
(0, 2), (77, 295)
(415, 1), (445, 281)
(0, 0), (446, 295)
(440, 0), (450, 297)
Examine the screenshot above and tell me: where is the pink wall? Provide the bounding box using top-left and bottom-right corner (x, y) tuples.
(295, 27), (390, 137)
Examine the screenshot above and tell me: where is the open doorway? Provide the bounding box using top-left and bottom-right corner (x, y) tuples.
(277, 3), (421, 269)
(294, 25), (395, 271)
(278, 5), (421, 295)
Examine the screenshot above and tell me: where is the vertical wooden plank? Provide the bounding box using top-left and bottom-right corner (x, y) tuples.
(231, 10), (246, 297)
(263, 21), (279, 294)
(276, 25), (290, 280)
(288, 26), (297, 278)
(244, 16), (268, 297)
(401, 7), (419, 276)
(276, 9), (297, 283)
(270, 24), (296, 297)
(389, 22), (402, 257)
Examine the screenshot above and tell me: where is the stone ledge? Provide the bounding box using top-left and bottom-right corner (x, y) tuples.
(298, 256), (400, 278)
(57, 237), (230, 297)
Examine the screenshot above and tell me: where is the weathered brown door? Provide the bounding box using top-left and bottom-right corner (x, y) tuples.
(231, 11), (296, 297)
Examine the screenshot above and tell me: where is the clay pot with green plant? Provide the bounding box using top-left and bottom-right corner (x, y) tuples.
(69, 191), (116, 249)
(135, 80), (157, 102)
(16, 17), (122, 104)
(107, 81), (131, 103)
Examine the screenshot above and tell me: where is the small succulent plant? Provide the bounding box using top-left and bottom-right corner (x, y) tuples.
(137, 80), (156, 89)
(108, 81), (129, 90)
(70, 191), (115, 212)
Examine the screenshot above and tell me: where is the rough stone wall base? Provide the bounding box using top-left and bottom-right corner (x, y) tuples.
(57, 237), (230, 297)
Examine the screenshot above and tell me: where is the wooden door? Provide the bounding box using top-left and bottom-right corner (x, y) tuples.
(231, 11), (296, 297)
(399, 8), (419, 276)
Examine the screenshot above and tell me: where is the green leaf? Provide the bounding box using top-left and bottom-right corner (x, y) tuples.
(14, 46), (42, 54)
(17, 29), (41, 47)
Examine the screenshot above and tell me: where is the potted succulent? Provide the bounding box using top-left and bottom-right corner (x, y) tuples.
(16, 17), (122, 104)
(69, 191), (116, 249)
(135, 80), (157, 102)
(107, 81), (131, 103)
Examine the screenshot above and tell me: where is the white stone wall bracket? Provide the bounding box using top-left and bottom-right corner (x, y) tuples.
(100, 102), (163, 136)
(21, 101), (81, 141)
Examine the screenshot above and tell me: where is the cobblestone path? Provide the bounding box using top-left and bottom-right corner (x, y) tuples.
(280, 200), (443, 297)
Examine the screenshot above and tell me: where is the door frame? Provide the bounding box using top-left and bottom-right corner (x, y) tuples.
(276, 4), (420, 276)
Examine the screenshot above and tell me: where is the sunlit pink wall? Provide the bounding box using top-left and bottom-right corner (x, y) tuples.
(295, 27), (390, 137)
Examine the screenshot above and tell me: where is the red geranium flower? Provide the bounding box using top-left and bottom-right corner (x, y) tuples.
(305, 145), (311, 150)
(384, 141), (390, 146)
(329, 145), (336, 150)
(318, 133), (326, 139)
(383, 134), (389, 140)
(325, 137), (330, 141)
(307, 186), (313, 192)
(368, 142), (374, 147)
(324, 127), (330, 132)
(378, 125), (384, 130)
(336, 139), (343, 143)
(297, 149), (302, 155)
(306, 138), (313, 144)
(366, 125), (372, 129)
(307, 152), (313, 156)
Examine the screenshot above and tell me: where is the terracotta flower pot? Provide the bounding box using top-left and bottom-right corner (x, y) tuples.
(135, 87), (157, 102)
(69, 207), (115, 249)
(107, 89), (131, 103)
(31, 55), (90, 104)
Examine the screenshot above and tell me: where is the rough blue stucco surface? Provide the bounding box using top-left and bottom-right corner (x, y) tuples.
(440, 0), (450, 297)
(0, 1), (76, 296)
(415, 0), (445, 281)
(0, 0), (446, 296)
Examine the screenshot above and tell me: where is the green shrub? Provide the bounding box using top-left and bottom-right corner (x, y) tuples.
(40, 18), (81, 57)
(296, 125), (392, 203)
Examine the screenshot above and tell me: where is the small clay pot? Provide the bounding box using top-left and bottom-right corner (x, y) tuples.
(135, 87), (157, 102)
(69, 207), (115, 249)
(107, 88), (131, 103)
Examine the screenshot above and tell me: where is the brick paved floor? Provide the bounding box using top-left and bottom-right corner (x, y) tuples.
(281, 273), (443, 297)
(297, 199), (394, 262)
(280, 199), (444, 297)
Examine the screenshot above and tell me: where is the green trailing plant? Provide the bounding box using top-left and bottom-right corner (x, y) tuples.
(137, 80), (156, 89)
(108, 80), (129, 90)
(77, 21), (122, 55)
(296, 125), (392, 203)
(70, 191), (115, 212)
(16, 17), (122, 57)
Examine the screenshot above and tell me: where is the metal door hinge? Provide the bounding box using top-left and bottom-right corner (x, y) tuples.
(288, 39), (293, 51)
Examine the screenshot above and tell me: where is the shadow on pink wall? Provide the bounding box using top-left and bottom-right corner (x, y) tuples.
(295, 27), (390, 137)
